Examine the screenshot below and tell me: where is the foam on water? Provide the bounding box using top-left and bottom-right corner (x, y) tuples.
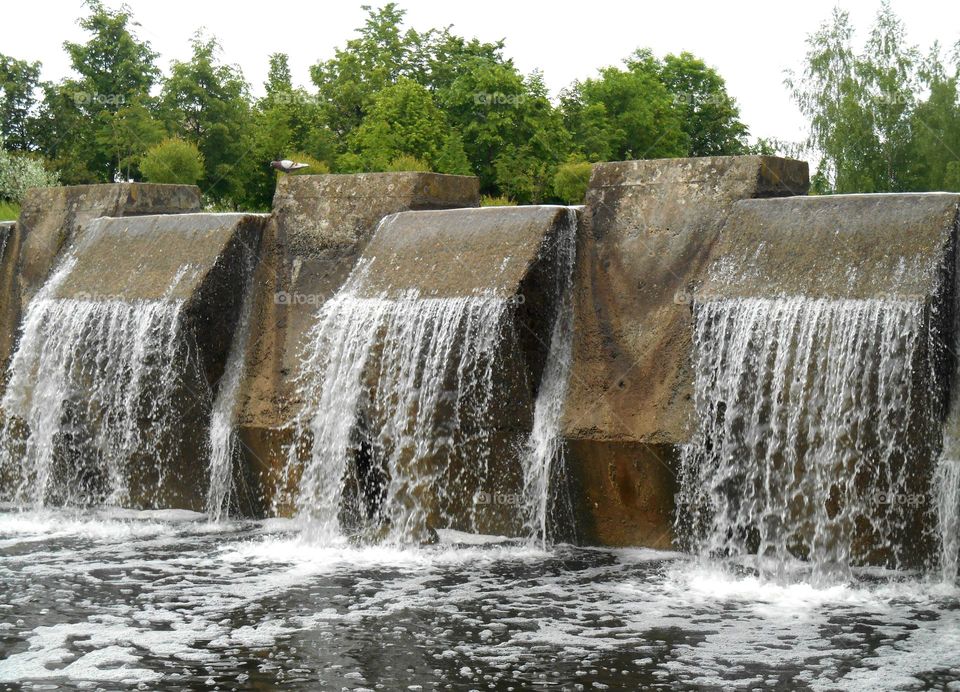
(2, 509), (959, 688)
(679, 297), (935, 582)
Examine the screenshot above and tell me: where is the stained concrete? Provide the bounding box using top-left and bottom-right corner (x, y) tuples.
(236, 173), (480, 514)
(560, 156), (809, 546)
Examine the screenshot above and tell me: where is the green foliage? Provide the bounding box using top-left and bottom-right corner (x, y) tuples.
(0, 54), (43, 151)
(480, 194), (514, 207)
(160, 35), (252, 203)
(553, 158), (593, 204)
(0, 137), (60, 202)
(787, 1), (959, 193)
(0, 200), (19, 221)
(349, 78), (470, 174)
(384, 154), (431, 172)
(3, 1), (769, 205)
(140, 138), (204, 185)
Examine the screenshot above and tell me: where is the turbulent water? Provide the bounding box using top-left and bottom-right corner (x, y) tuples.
(0, 259), (205, 508)
(679, 297), (936, 581)
(1, 509), (959, 690)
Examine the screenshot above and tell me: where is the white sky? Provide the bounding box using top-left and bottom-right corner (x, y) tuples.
(4, 0), (960, 145)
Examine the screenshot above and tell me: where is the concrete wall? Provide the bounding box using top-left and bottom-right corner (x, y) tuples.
(235, 173), (480, 514)
(560, 156), (810, 547)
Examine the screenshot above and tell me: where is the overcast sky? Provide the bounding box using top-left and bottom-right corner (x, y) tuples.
(4, 0), (960, 145)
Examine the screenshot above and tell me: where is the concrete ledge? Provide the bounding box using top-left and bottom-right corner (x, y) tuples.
(702, 193), (960, 299)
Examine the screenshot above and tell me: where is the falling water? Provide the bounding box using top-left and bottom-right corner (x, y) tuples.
(520, 209), (577, 543)
(206, 271), (257, 520)
(678, 297), (932, 581)
(0, 260), (204, 508)
(288, 286), (511, 543)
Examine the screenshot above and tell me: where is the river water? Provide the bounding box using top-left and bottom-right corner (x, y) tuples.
(1, 508), (958, 691)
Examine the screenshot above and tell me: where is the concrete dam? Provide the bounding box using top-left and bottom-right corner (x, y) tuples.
(1, 155), (959, 580)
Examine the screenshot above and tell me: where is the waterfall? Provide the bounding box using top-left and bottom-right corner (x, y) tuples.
(520, 209), (577, 543)
(287, 285), (510, 543)
(678, 297), (932, 580)
(206, 268), (257, 521)
(0, 260), (204, 508)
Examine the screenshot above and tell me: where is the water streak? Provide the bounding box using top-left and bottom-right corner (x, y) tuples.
(206, 270), (257, 520)
(521, 209), (577, 543)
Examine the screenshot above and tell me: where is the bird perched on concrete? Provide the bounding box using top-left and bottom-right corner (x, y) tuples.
(270, 159), (310, 173)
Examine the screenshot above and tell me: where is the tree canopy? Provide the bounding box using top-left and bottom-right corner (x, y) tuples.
(1, 1), (752, 209)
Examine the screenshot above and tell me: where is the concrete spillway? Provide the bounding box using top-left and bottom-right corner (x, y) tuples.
(1, 164), (958, 580)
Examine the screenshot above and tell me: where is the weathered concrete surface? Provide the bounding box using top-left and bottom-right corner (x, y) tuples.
(702, 193), (960, 299)
(56, 213), (266, 390)
(0, 184), (200, 378)
(30, 212), (266, 510)
(356, 206), (572, 298)
(560, 156), (809, 547)
(237, 173), (479, 514)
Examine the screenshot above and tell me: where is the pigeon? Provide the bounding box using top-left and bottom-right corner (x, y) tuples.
(270, 159), (310, 173)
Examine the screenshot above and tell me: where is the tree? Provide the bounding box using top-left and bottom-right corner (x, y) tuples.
(909, 47), (960, 191)
(562, 51), (687, 162)
(60, 0), (160, 181)
(348, 78), (471, 174)
(310, 3), (425, 139)
(160, 35), (252, 204)
(659, 52), (748, 155)
(140, 138), (204, 185)
(788, 2), (920, 192)
(0, 55), (43, 151)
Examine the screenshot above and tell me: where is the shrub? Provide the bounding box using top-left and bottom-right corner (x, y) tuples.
(0, 139), (60, 203)
(480, 194), (515, 207)
(552, 158), (593, 204)
(140, 138), (205, 185)
(384, 154), (431, 173)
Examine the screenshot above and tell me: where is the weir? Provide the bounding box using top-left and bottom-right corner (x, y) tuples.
(0, 162), (958, 581)
(0, 211), (264, 509)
